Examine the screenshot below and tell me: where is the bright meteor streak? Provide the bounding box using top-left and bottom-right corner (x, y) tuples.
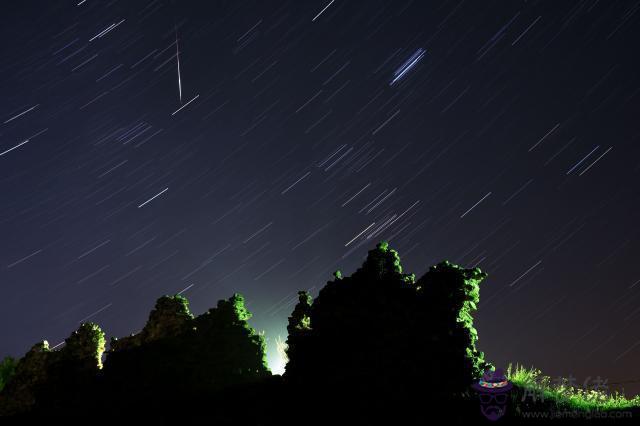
(175, 28), (183, 104)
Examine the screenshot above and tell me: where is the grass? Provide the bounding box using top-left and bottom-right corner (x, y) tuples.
(506, 364), (640, 412)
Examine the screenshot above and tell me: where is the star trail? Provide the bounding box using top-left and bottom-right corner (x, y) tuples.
(1, 0), (640, 395)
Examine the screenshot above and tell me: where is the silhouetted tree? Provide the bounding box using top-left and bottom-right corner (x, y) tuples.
(416, 260), (490, 394)
(110, 295), (193, 351)
(284, 241), (489, 406)
(62, 322), (106, 369)
(0, 341), (50, 415)
(193, 293), (270, 381)
(0, 322), (105, 415)
(103, 293), (269, 410)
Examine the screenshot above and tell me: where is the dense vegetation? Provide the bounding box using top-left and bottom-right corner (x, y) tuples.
(0, 242), (637, 422)
(0, 293), (269, 416)
(285, 241), (489, 404)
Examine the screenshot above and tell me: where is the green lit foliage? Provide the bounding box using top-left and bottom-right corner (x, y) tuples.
(507, 364), (640, 413)
(104, 293), (269, 406)
(416, 261), (490, 393)
(142, 294), (193, 341)
(0, 357), (17, 393)
(1, 292), (270, 415)
(201, 293), (253, 324)
(0, 322), (106, 415)
(284, 292), (313, 378)
(358, 240), (406, 280)
(194, 293), (269, 379)
(284, 242), (421, 389)
(284, 241), (489, 399)
(63, 322), (106, 369)
(287, 291), (313, 335)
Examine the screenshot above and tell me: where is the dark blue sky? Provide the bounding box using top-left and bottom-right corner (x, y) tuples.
(1, 0), (639, 394)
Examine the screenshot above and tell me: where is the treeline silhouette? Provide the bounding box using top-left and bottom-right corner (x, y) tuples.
(4, 242), (631, 422)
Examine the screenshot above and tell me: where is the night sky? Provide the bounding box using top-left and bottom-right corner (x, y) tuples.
(1, 0), (640, 394)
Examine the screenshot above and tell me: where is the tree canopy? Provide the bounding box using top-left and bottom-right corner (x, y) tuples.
(284, 241), (490, 399)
